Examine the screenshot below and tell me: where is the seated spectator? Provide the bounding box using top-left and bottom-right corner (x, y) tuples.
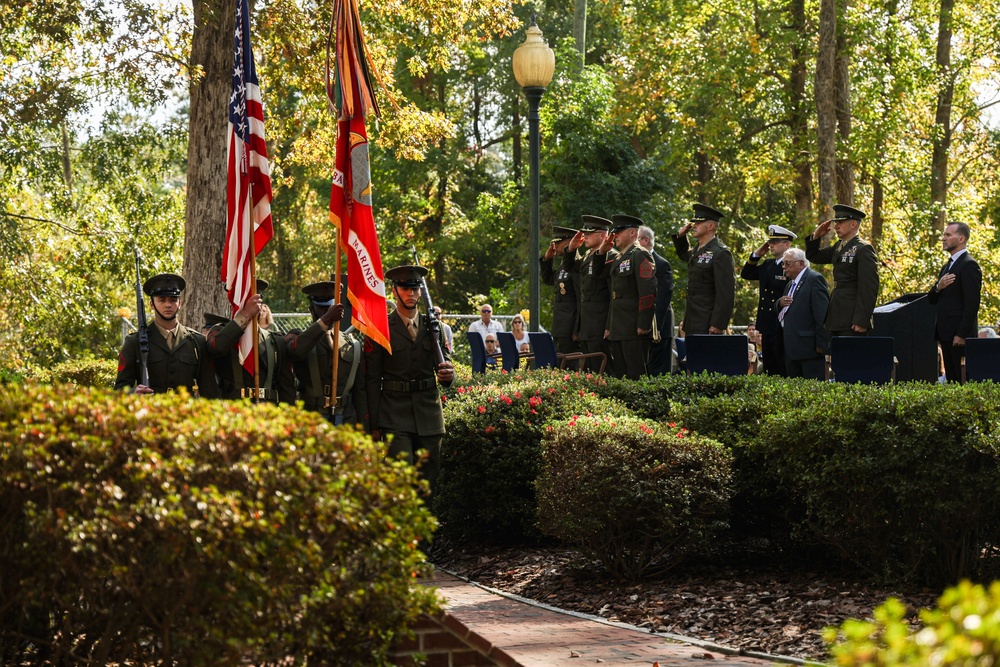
(484, 334), (500, 368)
(510, 313), (530, 352)
(433, 306), (454, 351)
(978, 327), (998, 339)
(468, 303), (504, 341)
(258, 303), (273, 329)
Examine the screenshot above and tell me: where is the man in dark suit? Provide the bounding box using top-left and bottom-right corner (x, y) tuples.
(365, 265), (454, 489)
(115, 273), (219, 398)
(567, 215), (615, 374)
(776, 248), (831, 380)
(928, 222), (982, 383)
(604, 215), (658, 379)
(741, 225), (795, 376)
(671, 203), (735, 335)
(805, 204), (880, 337)
(638, 225), (674, 375)
(540, 225), (581, 354)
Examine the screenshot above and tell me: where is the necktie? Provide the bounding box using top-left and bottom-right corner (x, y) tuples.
(778, 281), (797, 324)
(407, 318), (418, 341)
(165, 328), (176, 350)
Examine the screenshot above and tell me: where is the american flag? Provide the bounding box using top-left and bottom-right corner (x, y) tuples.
(223, 0), (273, 373)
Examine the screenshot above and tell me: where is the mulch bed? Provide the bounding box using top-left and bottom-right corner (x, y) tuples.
(431, 542), (942, 662)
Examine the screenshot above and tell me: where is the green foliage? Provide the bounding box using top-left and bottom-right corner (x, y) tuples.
(0, 384), (438, 666)
(537, 414), (732, 580)
(675, 380), (1000, 583)
(437, 369), (627, 543)
(825, 581), (1000, 666)
(30, 357), (118, 387)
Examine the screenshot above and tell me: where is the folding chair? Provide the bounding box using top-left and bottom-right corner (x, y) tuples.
(496, 332), (533, 372)
(827, 336), (896, 384)
(466, 331), (488, 374)
(528, 332), (607, 374)
(684, 334), (750, 376)
(963, 338), (1000, 382)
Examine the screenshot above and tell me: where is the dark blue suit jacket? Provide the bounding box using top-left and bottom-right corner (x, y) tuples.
(651, 250), (674, 339)
(741, 255), (789, 336)
(778, 268), (831, 361)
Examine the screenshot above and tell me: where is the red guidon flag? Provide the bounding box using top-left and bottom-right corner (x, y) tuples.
(223, 0), (274, 373)
(327, 0), (390, 353)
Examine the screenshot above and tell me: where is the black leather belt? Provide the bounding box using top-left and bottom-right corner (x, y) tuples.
(382, 378), (437, 392)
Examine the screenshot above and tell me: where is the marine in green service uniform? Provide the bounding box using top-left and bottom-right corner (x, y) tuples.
(804, 204), (880, 337)
(566, 215), (615, 374)
(605, 214), (657, 379)
(364, 265), (455, 490)
(539, 225), (581, 354)
(205, 279), (296, 403)
(284, 281), (368, 426)
(671, 203), (736, 335)
(115, 273), (220, 398)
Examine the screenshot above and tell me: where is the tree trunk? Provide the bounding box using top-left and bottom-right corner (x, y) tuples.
(789, 0), (813, 228)
(696, 151), (710, 201)
(815, 0), (837, 221)
(182, 0), (235, 324)
(871, 174), (883, 246)
(572, 0), (586, 72)
(834, 0), (854, 205)
(930, 0), (954, 237)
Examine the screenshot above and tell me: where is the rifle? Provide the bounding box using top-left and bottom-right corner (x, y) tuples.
(411, 245), (446, 367)
(133, 247), (150, 387)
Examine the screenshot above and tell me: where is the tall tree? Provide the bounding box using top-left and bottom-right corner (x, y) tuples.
(816, 0), (838, 220)
(929, 0), (954, 236)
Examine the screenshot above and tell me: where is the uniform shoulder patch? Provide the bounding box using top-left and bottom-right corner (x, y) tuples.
(639, 259), (655, 279)
(117, 351), (126, 372)
(363, 338), (375, 354)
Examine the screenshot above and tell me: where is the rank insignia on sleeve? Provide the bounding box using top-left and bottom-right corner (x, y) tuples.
(639, 294), (655, 310)
(118, 353), (126, 373)
(363, 338), (374, 354)
(639, 260), (654, 279)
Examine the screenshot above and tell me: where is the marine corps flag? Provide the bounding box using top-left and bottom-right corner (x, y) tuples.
(327, 0), (391, 353)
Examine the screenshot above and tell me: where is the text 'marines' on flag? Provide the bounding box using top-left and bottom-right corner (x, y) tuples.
(224, 0), (274, 372)
(327, 0), (391, 353)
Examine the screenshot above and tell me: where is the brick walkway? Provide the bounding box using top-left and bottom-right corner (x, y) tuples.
(432, 572), (813, 667)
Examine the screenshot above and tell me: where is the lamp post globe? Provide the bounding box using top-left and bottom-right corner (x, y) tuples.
(513, 17), (554, 333)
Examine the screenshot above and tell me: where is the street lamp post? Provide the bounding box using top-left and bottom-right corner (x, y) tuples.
(513, 16), (554, 333)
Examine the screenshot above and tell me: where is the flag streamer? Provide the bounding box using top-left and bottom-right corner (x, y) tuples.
(327, 0), (391, 353)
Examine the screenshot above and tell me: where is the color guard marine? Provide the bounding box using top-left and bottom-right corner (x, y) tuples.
(115, 273), (219, 397)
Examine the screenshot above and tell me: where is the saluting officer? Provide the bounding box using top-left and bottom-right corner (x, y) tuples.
(205, 279), (296, 403)
(741, 225), (796, 375)
(671, 203), (736, 335)
(567, 215), (615, 374)
(284, 281), (367, 426)
(605, 214), (658, 379)
(540, 225), (581, 354)
(805, 204), (880, 337)
(365, 265), (454, 490)
(115, 273), (219, 398)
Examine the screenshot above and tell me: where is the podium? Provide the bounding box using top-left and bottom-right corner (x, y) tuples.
(872, 293), (937, 382)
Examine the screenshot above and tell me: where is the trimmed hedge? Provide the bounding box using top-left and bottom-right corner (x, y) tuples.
(0, 384), (438, 666)
(438, 369), (627, 542)
(537, 414), (732, 580)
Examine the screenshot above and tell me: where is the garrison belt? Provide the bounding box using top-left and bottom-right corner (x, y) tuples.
(382, 378), (437, 392)
(239, 387), (280, 402)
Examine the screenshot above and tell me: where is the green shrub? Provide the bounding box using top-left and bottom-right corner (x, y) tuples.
(598, 372), (777, 421)
(757, 383), (1000, 583)
(824, 580), (1000, 665)
(0, 384), (438, 666)
(48, 357), (118, 387)
(438, 369), (628, 543)
(536, 414), (732, 580)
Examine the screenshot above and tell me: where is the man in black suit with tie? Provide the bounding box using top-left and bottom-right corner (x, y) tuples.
(638, 225), (674, 375)
(928, 222), (981, 384)
(776, 248), (830, 380)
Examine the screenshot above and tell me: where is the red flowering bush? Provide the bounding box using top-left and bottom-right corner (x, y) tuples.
(0, 384), (438, 666)
(537, 414), (732, 580)
(438, 370), (625, 543)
